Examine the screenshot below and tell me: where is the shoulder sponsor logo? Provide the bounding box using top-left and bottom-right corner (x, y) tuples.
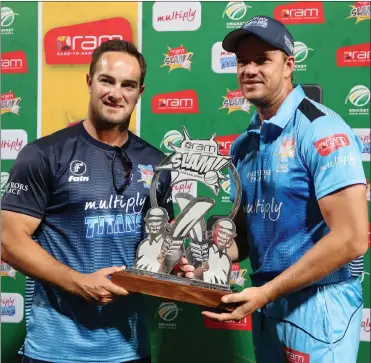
(347, 1), (370, 23)
(204, 314), (252, 331)
(223, 2), (251, 29)
(319, 152), (356, 172)
(345, 85), (370, 116)
(161, 45), (193, 71)
(367, 179), (371, 202)
(220, 89), (251, 114)
(156, 302), (182, 329)
(44, 18), (133, 65)
(152, 90), (199, 114)
(353, 128), (370, 160)
(69, 160), (89, 182)
(274, 2), (325, 24)
(337, 43), (370, 67)
(1, 293), (24, 323)
(137, 164), (154, 189)
(1, 129), (27, 160)
(294, 41), (313, 71)
(153, 2), (201, 32)
(1, 6), (18, 35)
(1, 172), (10, 197)
(361, 308), (370, 341)
(212, 42), (236, 74)
(1, 51), (28, 74)
(283, 346), (310, 363)
(314, 134), (350, 156)
(3, 181), (29, 196)
(1, 261), (16, 278)
(1, 91), (21, 115)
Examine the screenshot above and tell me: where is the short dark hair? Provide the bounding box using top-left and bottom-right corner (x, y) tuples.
(89, 40), (147, 86)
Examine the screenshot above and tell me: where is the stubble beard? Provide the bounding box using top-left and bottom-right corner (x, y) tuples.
(90, 103), (131, 132)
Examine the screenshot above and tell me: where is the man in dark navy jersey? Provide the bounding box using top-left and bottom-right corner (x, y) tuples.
(1, 40), (175, 363)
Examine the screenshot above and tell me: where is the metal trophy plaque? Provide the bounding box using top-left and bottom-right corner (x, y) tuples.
(111, 127), (242, 309)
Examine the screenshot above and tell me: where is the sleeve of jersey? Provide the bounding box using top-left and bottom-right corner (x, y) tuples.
(157, 169), (174, 221)
(1, 143), (51, 218)
(300, 116), (366, 200)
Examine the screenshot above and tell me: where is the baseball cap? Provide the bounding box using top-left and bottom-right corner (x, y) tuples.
(222, 15), (295, 56)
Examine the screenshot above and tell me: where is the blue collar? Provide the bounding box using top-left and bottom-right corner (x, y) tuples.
(247, 85), (306, 132)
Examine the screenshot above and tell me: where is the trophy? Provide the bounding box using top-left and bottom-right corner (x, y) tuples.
(111, 127), (242, 309)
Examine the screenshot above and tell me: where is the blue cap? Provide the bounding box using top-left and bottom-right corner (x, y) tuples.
(222, 15), (294, 56)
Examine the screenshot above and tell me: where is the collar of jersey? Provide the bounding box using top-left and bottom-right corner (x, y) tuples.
(247, 85), (306, 133)
(79, 121), (133, 151)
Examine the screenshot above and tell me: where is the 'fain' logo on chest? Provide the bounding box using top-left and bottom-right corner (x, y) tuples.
(68, 160), (89, 182)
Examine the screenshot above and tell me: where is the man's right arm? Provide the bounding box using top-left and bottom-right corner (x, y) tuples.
(1, 210), (81, 294)
(1, 144), (128, 304)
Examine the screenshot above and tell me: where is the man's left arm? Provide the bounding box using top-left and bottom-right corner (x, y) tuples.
(261, 183), (368, 303)
(203, 116), (368, 321)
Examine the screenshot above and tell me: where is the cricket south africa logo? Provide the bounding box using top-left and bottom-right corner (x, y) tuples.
(345, 85), (370, 116)
(160, 130), (184, 154)
(293, 41), (313, 71)
(223, 2), (251, 22)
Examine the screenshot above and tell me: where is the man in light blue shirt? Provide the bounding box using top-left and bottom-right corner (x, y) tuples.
(200, 15), (368, 363)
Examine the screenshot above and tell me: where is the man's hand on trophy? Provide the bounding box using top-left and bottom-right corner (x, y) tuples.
(173, 257), (195, 278)
(201, 286), (270, 321)
(71, 266), (129, 305)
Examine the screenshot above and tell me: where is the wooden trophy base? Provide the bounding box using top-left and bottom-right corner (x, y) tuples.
(111, 268), (232, 310)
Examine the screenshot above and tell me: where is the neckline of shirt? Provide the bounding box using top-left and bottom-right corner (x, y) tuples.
(78, 121), (133, 152)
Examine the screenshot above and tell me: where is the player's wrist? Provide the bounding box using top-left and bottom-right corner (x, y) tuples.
(62, 268), (84, 295)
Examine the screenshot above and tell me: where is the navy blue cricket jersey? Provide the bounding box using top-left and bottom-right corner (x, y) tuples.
(1, 121), (173, 363)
